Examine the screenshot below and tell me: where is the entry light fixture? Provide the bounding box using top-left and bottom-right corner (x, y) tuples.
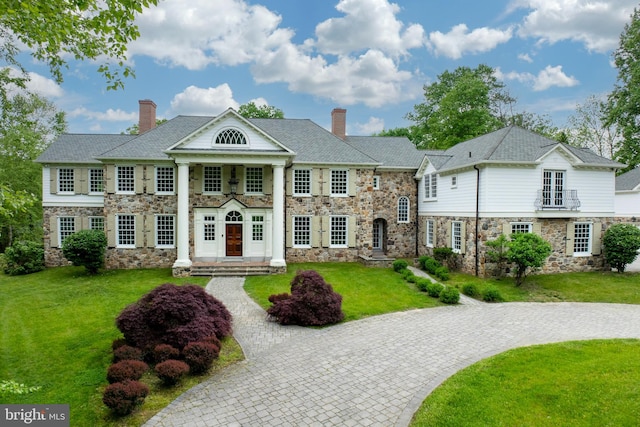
(228, 166), (239, 195)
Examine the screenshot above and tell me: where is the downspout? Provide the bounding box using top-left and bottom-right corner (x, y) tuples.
(473, 165), (480, 277)
(415, 178), (420, 258)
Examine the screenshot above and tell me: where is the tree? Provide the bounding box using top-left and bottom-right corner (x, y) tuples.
(606, 8), (640, 171)
(406, 64), (513, 149)
(0, 0), (159, 104)
(61, 229), (108, 274)
(505, 111), (560, 140)
(238, 102), (284, 119)
(602, 223), (640, 273)
(485, 234), (509, 278)
(506, 233), (552, 286)
(373, 127), (412, 138)
(568, 95), (619, 158)
(0, 93), (66, 251)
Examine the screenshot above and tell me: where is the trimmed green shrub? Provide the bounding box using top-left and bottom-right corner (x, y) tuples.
(424, 257), (440, 274)
(482, 287), (504, 303)
(267, 270), (344, 326)
(113, 345), (143, 363)
(415, 278), (431, 292)
(61, 229), (107, 274)
(106, 360), (149, 384)
(434, 266), (450, 281)
(392, 259), (409, 272)
(102, 380), (149, 415)
(461, 283), (479, 298)
(183, 341), (219, 374)
(2, 240), (44, 276)
(433, 247), (456, 268)
(603, 223), (640, 273)
(153, 344), (180, 364)
(439, 287), (460, 304)
(426, 282), (444, 298)
(402, 269), (417, 283)
(418, 255), (431, 270)
(155, 360), (190, 385)
(116, 283), (232, 351)
(507, 233), (552, 286)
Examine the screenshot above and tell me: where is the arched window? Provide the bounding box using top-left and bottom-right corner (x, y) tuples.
(397, 197), (409, 223)
(225, 211), (243, 222)
(215, 128), (247, 145)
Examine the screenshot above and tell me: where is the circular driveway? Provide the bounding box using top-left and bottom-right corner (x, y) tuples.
(145, 277), (640, 427)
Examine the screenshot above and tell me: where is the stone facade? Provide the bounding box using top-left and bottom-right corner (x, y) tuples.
(419, 215), (617, 277)
(43, 206), (104, 267)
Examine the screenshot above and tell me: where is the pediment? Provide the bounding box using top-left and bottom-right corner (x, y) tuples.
(167, 108), (293, 155)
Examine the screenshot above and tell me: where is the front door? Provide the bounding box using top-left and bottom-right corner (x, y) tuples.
(226, 224), (243, 257)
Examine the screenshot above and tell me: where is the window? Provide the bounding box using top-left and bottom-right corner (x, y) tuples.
(573, 222), (592, 255)
(398, 197), (409, 223)
(426, 219), (434, 247)
(58, 168), (74, 193)
(89, 169), (104, 193)
(155, 166), (174, 194)
(117, 214), (136, 247)
(424, 173), (437, 199)
(58, 217), (75, 245)
(252, 216), (264, 241)
(452, 221), (462, 253)
(511, 222), (532, 234)
(203, 166), (222, 193)
(215, 128), (247, 145)
(156, 215), (175, 247)
(331, 170), (348, 196)
(204, 215), (216, 241)
(542, 170), (565, 207)
(330, 216), (348, 247)
(293, 169), (311, 195)
(89, 217), (104, 231)
(451, 175), (457, 188)
(293, 216), (311, 247)
(117, 166), (135, 193)
(245, 167), (263, 193)
(226, 211), (243, 222)
(373, 176), (380, 190)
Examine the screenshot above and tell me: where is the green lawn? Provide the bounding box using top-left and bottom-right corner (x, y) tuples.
(244, 262), (442, 321)
(0, 267), (243, 426)
(411, 339), (640, 426)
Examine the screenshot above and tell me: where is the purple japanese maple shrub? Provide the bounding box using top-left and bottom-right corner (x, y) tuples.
(267, 270), (344, 326)
(115, 283), (232, 352)
(183, 341), (219, 374)
(102, 380), (149, 415)
(155, 359), (190, 385)
(106, 360), (149, 383)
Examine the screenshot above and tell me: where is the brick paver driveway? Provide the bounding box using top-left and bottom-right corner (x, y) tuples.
(145, 277), (640, 427)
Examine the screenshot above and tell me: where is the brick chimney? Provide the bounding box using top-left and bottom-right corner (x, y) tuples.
(331, 108), (346, 140)
(138, 99), (157, 134)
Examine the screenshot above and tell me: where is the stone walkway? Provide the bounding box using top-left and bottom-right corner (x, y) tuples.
(145, 276), (640, 427)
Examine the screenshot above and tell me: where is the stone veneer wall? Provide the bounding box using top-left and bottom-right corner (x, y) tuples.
(419, 215), (617, 277)
(285, 169), (417, 263)
(43, 206), (104, 267)
(103, 193), (178, 269)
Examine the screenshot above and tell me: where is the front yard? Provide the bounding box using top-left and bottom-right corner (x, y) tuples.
(1, 263), (639, 426)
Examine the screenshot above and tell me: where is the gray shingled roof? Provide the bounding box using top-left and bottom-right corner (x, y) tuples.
(98, 116), (214, 160)
(428, 126), (624, 173)
(616, 167), (640, 191)
(249, 118), (378, 165)
(35, 134), (136, 164)
(344, 136), (423, 169)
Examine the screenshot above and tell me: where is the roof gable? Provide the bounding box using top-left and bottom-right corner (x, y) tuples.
(616, 167), (640, 191)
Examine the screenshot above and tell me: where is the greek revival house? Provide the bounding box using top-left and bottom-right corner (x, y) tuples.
(37, 101), (628, 277)
(37, 101), (422, 276)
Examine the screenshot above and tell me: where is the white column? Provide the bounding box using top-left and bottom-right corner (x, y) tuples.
(173, 161), (192, 268)
(270, 164), (286, 267)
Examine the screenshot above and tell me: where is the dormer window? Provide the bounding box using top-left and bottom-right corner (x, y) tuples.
(214, 128), (247, 145)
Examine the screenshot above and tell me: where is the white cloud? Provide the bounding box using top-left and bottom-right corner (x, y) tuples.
(518, 53), (533, 63)
(67, 107), (138, 122)
(428, 24), (513, 59)
(314, 0), (425, 56)
(355, 116), (385, 134)
(495, 65), (579, 91)
(170, 84), (240, 116)
(512, 0), (637, 52)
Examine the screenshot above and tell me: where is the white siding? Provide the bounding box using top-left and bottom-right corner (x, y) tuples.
(41, 167), (104, 207)
(615, 192), (640, 217)
(181, 117), (280, 151)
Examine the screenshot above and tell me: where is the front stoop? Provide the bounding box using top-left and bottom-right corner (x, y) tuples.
(189, 260), (280, 277)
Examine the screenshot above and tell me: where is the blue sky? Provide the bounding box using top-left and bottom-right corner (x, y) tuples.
(18, 0), (639, 136)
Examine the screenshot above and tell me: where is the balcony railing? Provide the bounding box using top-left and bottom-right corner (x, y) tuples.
(534, 189), (580, 210)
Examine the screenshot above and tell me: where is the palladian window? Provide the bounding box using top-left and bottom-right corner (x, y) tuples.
(215, 128), (247, 145)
